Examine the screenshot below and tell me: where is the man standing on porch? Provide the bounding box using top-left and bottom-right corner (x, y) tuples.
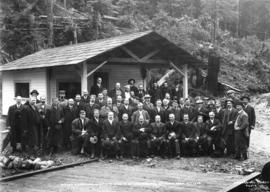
(90, 77), (103, 96)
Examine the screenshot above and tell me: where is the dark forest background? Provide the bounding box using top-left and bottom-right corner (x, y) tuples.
(1, 0), (270, 92)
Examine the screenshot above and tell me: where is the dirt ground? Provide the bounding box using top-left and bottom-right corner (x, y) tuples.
(1, 94), (270, 179)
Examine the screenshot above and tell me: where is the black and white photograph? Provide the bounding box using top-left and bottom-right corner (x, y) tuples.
(0, 0), (270, 191)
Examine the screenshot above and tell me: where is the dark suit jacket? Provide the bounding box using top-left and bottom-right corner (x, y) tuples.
(90, 84), (103, 96)
(214, 108), (225, 124)
(88, 118), (103, 137)
(118, 105), (134, 121)
(71, 117), (91, 138)
(133, 122), (151, 139)
(243, 105), (256, 129)
(150, 122), (166, 138)
(180, 106), (197, 122)
(63, 105), (78, 133)
(222, 107), (238, 136)
(206, 118), (222, 137)
(119, 121), (134, 141)
(153, 107), (165, 123)
(85, 103), (100, 120)
(165, 121), (181, 138)
(6, 104), (25, 146)
(143, 102), (156, 122)
(102, 119), (121, 139)
(180, 122), (197, 139)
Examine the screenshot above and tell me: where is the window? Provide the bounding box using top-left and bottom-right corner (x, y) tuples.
(15, 83), (29, 98)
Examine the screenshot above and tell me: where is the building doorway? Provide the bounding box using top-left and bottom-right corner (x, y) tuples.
(58, 82), (81, 99)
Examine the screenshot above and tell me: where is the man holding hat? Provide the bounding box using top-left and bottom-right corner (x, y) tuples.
(241, 94), (255, 148)
(234, 101), (249, 160)
(70, 110), (90, 155)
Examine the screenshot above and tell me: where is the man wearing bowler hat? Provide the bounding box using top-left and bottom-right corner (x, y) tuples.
(30, 89), (40, 103)
(241, 94), (256, 148)
(128, 79), (139, 96)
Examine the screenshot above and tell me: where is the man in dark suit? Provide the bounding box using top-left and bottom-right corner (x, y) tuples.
(90, 77), (103, 96)
(180, 98), (197, 122)
(85, 96), (100, 120)
(222, 98), (238, 156)
(62, 99), (78, 150)
(214, 100), (225, 123)
(81, 90), (90, 105)
(87, 109), (103, 158)
(109, 82), (125, 99)
(128, 79), (139, 97)
(74, 94), (85, 117)
(181, 114), (198, 156)
(149, 115), (167, 157)
(241, 95), (256, 148)
(206, 111), (224, 157)
(165, 113), (181, 159)
(101, 112), (122, 159)
(195, 115), (208, 155)
(143, 94), (156, 123)
(161, 82), (171, 99)
(70, 110), (90, 155)
(24, 97), (41, 152)
(119, 113), (134, 157)
(153, 99), (165, 123)
(36, 96), (51, 150)
(6, 96), (25, 152)
(118, 98), (134, 121)
(132, 115), (151, 158)
(148, 82), (161, 104)
(163, 99), (172, 123)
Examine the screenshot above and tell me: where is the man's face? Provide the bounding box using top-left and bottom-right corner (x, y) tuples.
(209, 112), (215, 119)
(172, 101), (178, 108)
(94, 110), (99, 118)
(90, 97), (95, 104)
(198, 103), (203, 108)
(52, 98), (59, 106)
(236, 105), (242, 111)
(169, 114), (175, 122)
(124, 99), (129, 105)
(242, 98), (248, 105)
(59, 93), (65, 98)
(138, 103), (143, 110)
(156, 100), (162, 107)
(97, 78), (102, 84)
(122, 114), (128, 121)
(30, 98), (36, 105)
(155, 116), (161, 123)
(115, 83), (121, 89)
(75, 95), (81, 102)
(98, 93), (103, 99)
(80, 112), (86, 119)
(145, 97), (150, 102)
(197, 116), (203, 123)
(117, 96), (122, 103)
(227, 101), (233, 108)
(165, 93), (170, 99)
(116, 90), (121, 96)
(185, 99), (190, 106)
(102, 89), (108, 96)
(130, 91), (135, 96)
(40, 97), (46, 104)
(107, 99), (112, 106)
(164, 83), (168, 87)
(179, 98), (185, 105)
(139, 85), (143, 90)
(215, 102), (221, 108)
(32, 93), (38, 98)
(16, 97), (22, 105)
(183, 115), (189, 122)
(163, 99), (169, 106)
(153, 83), (157, 88)
(108, 112), (114, 120)
(68, 99), (74, 106)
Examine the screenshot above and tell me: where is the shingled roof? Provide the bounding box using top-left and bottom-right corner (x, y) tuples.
(0, 31), (202, 71)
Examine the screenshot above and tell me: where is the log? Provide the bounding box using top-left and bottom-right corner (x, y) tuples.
(0, 158), (98, 182)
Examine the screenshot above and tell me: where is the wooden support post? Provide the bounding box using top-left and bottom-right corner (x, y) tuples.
(81, 62), (88, 93)
(183, 64), (188, 99)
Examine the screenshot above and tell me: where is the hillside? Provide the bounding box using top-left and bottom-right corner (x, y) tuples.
(1, 0), (270, 93)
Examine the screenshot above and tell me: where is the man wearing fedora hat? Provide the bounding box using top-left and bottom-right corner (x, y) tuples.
(241, 94), (256, 148)
(128, 79), (139, 96)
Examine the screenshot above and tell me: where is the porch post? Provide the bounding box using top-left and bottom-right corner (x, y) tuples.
(183, 64), (188, 99)
(81, 61), (88, 93)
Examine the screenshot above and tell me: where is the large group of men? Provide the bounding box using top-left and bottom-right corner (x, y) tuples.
(5, 78), (255, 161)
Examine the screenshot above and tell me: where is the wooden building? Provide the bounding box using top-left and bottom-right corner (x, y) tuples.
(0, 31), (202, 115)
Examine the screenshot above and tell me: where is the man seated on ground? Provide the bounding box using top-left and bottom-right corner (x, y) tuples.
(165, 113), (181, 159)
(101, 112), (122, 159)
(181, 114), (198, 156)
(150, 115), (167, 157)
(195, 115), (209, 155)
(206, 111), (224, 157)
(119, 113), (134, 158)
(70, 110), (90, 155)
(132, 115), (151, 158)
(87, 109), (103, 158)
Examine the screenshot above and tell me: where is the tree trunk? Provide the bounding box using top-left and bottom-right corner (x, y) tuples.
(207, 51), (220, 96)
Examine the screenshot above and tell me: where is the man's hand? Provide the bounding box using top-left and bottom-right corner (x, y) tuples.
(122, 137), (127, 141)
(81, 130), (86, 135)
(139, 128), (145, 132)
(228, 121), (233, 125)
(58, 120), (63, 124)
(210, 126), (216, 131)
